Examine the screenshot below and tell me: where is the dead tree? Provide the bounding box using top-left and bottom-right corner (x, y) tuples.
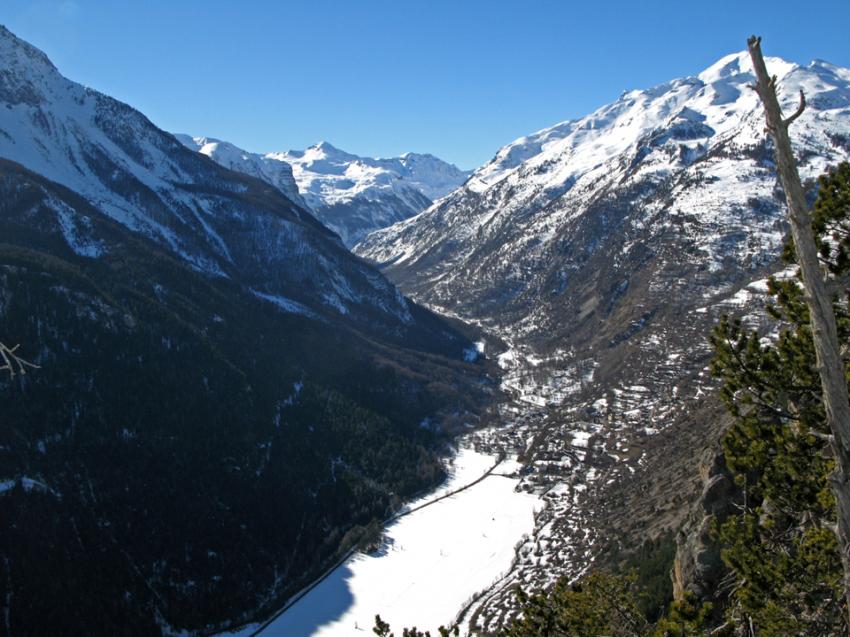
(0, 342), (39, 379)
(748, 35), (850, 617)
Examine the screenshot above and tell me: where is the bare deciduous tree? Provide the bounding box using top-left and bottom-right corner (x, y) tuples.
(748, 35), (850, 618)
(0, 342), (39, 379)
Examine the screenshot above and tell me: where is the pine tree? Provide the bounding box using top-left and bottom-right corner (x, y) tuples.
(505, 572), (648, 637)
(748, 36), (850, 619)
(710, 162), (850, 635)
(373, 614), (459, 637)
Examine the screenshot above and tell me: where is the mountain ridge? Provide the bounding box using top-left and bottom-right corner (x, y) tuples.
(353, 49), (850, 630)
(0, 25), (493, 635)
(177, 133), (471, 247)
(0, 23), (452, 337)
(355, 50), (850, 337)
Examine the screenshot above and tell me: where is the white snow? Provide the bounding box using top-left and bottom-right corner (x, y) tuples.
(571, 431), (592, 449)
(51, 197), (105, 257)
(462, 341), (485, 362)
(250, 290), (317, 318)
(175, 134), (308, 210)
(241, 446), (539, 636)
(274, 142), (469, 211)
(356, 50), (850, 281)
(177, 136), (470, 247)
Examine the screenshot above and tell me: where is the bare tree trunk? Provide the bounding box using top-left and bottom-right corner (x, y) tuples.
(748, 35), (850, 618)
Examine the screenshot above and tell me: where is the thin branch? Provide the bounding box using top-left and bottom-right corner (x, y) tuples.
(0, 343), (39, 379)
(783, 90), (807, 128)
(810, 429), (836, 444)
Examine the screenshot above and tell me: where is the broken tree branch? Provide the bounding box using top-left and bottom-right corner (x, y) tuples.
(0, 342), (39, 379)
(783, 90), (807, 127)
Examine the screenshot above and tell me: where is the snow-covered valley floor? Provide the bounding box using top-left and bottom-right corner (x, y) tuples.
(238, 445), (540, 636)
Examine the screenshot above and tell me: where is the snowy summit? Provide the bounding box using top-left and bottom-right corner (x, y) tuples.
(177, 136), (470, 247)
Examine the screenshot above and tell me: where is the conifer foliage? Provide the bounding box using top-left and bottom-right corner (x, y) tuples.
(710, 162), (850, 635)
(504, 573), (648, 637)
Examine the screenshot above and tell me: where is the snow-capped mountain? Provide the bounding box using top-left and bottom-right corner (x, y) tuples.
(0, 25), (490, 636)
(177, 134), (470, 247)
(357, 51), (850, 352)
(0, 25), (444, 332)
(278, 141), (469, 205)
(355, 51), (850, 629)
(174, 133), (308, 209)
(277, 141), (471, 247)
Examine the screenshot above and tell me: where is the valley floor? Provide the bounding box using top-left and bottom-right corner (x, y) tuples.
(229, 445), (540, 637)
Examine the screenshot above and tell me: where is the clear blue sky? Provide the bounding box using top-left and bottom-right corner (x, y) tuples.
(2, 0), (849, 169)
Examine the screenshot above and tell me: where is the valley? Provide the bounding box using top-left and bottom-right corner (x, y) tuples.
(0, 16), (848, 636)
(339, 49), (850, 633)
(243, 445), (538, 636)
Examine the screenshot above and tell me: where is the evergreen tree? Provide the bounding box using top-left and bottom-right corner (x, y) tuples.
(710, 162), (850, 635)
(505, 572), (648, 637)
(651, 594), (715, 637)
(373, 613), (459, 637)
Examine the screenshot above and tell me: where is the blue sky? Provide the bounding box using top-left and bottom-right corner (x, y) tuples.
(3, 0), (849, 169)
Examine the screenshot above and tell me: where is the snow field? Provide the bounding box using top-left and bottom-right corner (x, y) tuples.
(252, 446), (540, 636)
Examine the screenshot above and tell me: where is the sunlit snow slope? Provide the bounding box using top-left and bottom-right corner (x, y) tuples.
(357, 52), (850, 345)
(178, 135), (470, 247)
(241, 446), (539, 637)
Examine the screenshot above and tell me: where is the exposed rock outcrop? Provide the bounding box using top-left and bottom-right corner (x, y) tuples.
(672, 444), (740, 606)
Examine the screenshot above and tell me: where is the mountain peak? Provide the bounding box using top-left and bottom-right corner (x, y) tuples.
(358, 50), (850, 284)
(302, 140), (358, 163)
(697, 51), (751, 82)
(697, 49), (797, 84)
(0, 24), (57, 73)
(312, 140), (342, 154)
(178, 132), (469, 246)
(399, 151), (443, 164)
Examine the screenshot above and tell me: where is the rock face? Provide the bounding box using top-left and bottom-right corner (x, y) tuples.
(355, 51), (850, 629)
(0, 26), (491, 635)
(177, 135), (471, 247)
(672, 446), (739, 603)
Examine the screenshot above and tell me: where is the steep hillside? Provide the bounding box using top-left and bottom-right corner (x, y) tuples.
(0, 25), (438, 336)
(173, 133), (308, 209)
(356, 50), (850, 420)
(355, 51), (850, 630)
(357, 52), (849, 354)
(0, 27), (492, 635)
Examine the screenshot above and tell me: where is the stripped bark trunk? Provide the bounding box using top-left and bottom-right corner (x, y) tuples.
(747, 35), (850, 619)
